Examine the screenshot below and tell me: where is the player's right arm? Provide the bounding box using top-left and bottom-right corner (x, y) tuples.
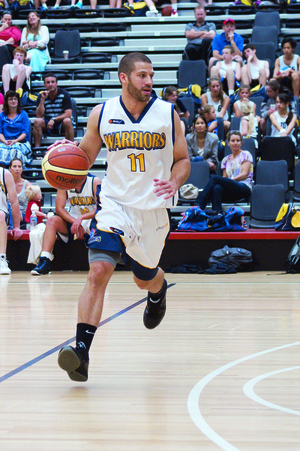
(79, 104), (104, 168)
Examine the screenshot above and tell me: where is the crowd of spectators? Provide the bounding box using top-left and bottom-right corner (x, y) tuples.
(2, 2), (300, 274)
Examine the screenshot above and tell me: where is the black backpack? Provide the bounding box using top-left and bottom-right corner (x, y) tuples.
(208, 246), (253, 273)
(285, 236), (300, 273)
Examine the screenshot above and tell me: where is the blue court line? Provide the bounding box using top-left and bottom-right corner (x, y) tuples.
(0, 283), (175, 384)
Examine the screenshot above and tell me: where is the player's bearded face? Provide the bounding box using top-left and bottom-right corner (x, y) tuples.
(126, 63), (154, 102)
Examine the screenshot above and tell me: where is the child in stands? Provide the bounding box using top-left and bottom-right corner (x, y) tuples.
(269, 93), (297, 144)
(201, 104), (218, 134)
(233, 84), (256, 117)
(24, 185), (47, 225)
(211, 45), (241, 96)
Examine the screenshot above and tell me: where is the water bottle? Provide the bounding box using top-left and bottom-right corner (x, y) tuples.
(30, 213), (37, 230)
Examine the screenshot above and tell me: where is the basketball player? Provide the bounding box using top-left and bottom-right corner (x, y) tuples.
(0, 167), (23, 274)
(31, 173), (101, 275)
(57, 52), (190, 382)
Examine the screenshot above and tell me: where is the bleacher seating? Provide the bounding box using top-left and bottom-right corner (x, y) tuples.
(7, 0), (300, 222)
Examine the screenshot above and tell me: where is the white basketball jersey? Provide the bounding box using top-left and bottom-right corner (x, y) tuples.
(67, 173), (96, 219)
(99, 96), (177, 209)
(0, 168), (8, 214)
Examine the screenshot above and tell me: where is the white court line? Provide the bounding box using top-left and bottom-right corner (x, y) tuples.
(243, 366), (300, 416)
(187, 341), (300, 451)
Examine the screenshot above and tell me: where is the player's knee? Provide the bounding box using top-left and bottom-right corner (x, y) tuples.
(134, 277), (150, 291)
(292, 71), (300, 81)
(88, 262), (112, 286)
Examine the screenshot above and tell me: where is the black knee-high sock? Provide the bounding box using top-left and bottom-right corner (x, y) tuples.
(76, 323), (97, 351)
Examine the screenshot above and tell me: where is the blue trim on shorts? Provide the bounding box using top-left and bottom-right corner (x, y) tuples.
(88, 226), (125, 254)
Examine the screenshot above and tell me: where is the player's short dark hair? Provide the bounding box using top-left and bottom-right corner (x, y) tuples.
(281, 37), (297, 50)
(118, 52), (152, 79)
(43, 72), (57, 82)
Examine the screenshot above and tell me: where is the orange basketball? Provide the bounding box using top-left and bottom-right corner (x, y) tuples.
(42, 143), (89, 190)
(161, 6), (172, 16)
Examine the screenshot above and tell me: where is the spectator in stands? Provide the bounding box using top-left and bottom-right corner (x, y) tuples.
(196, 130), (253, 212)
(201, 104), (218, 134)
(63, 0), (96, 10)
(9, 157), (32, 224)
(2, 47), (32, 96)
(209, 18), (243, 73)
(24, 184), (47, 224)
(273, 38), (300, 98)
(239, 101), (258, 145)
(7, 0), (34, 14)
(34, 0), (48, 10)
(31, 173), (101, 275)
(260, 80), (280, 135)
(200, 76), (230, 134)
(241, 43), (269, 89)
(33, 72), (74, 148)
(21, 11), (50, 73)
(0, 90), (31, 168)
(109, 0), (122, 7)
(162, 86), (190, 134)
(0, 12), (22, 60)
(269, 93), (297, 145)
(184, 6), (216, 64)
(211, 45), (241, 96)
(186, 114), (218, 172)
(0, 167), (23, 275)
(233, 84), (256, 117)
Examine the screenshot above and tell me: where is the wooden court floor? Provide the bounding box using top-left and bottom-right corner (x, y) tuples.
(1, 271), (300, 451)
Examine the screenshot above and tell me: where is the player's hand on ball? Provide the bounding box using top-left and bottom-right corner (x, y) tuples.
(47, 139), (79, 152)
(153, 178), (176, 200)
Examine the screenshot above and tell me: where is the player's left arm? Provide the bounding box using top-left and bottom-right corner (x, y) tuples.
(154, 111), (190, 200)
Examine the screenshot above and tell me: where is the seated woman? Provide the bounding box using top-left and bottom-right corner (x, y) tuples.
(196, 131), (253, 212)
(186, 114), (218, 172)
(162, 86), (190, 134)
(9, 157), (32, 225)
(0, 91), (31, 167)
(21, 11), (50, 73)
(269, 93), (297, 145)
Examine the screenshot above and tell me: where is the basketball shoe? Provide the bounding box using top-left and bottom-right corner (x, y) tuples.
(31, 256), (51, 275)
(58, 344), (89, 382)
(171, 9), (178, 17)
(0, 256), (11, 275)
(143, 279), (167, 329)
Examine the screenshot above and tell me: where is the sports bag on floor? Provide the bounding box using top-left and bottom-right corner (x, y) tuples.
(208, 245), (253, 273)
